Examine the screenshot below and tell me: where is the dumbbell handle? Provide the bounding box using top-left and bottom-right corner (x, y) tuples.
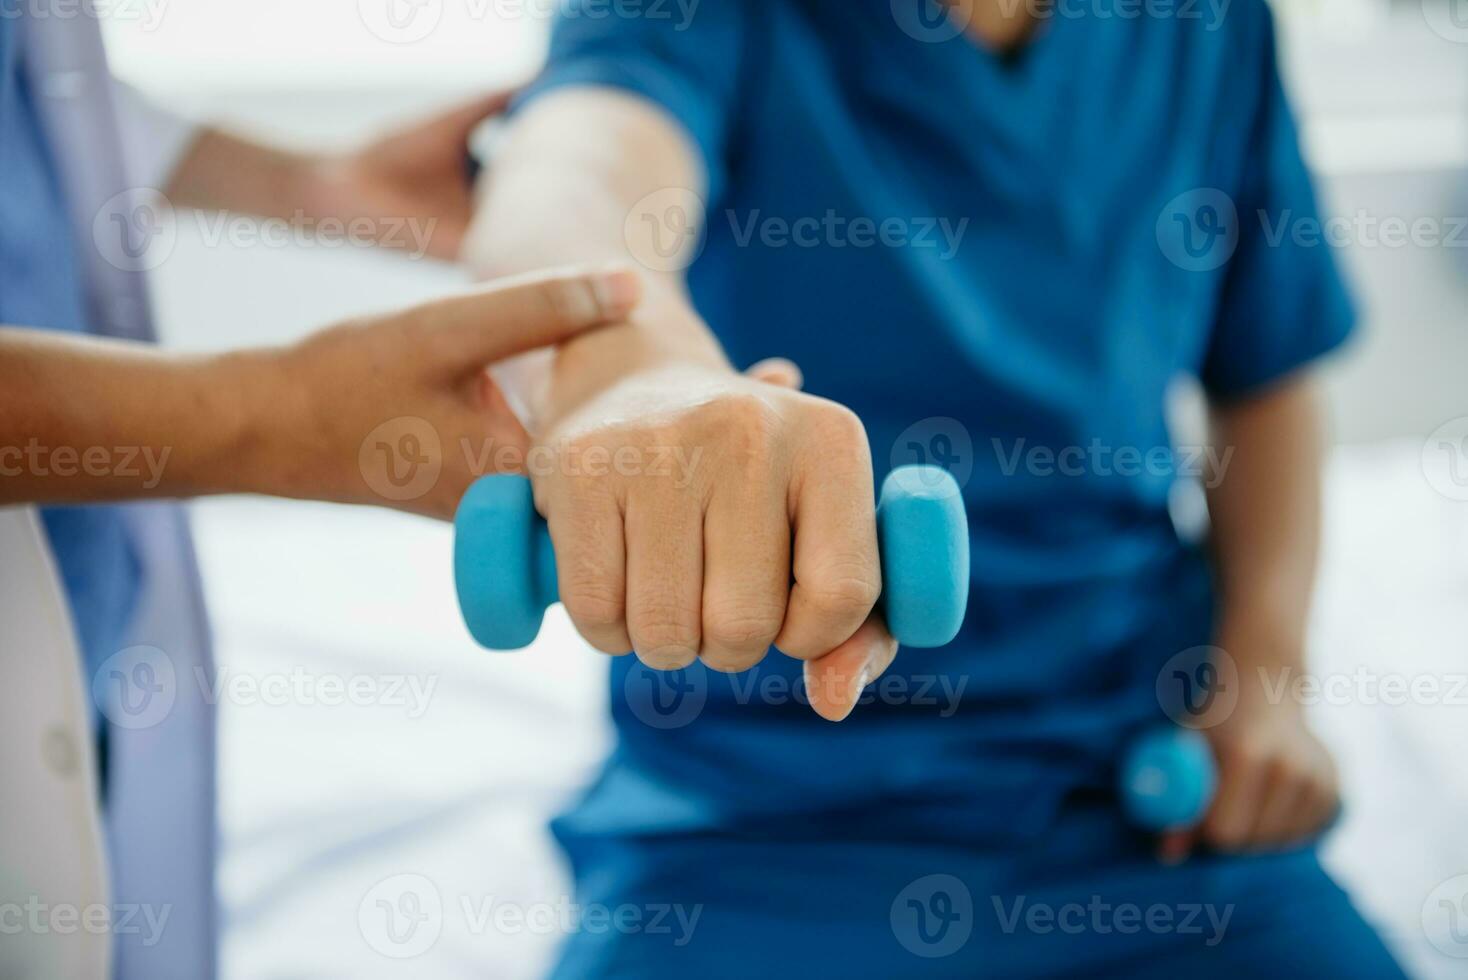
(455, 464), (969, 652)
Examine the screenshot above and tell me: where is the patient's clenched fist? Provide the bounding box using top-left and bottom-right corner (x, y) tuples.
(534, 355), (880, 673)
(1158, 665), (1341, 863)
(1197, 700), (1339, 851)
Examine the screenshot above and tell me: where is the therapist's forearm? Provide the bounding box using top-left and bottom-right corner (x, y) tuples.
(460, 87), (731, 422)
(0, 327), (276, 504)
(0, 266), (644, 514)
(1204, 377), (1325, 666)
(164, 127), (326, 224)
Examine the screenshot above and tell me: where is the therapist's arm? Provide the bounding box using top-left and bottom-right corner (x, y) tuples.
(460, 88), (892, 720)
(0, 267), (639, 519)
(1162, 376), (1340, 860)
(162, 94), (505, 261)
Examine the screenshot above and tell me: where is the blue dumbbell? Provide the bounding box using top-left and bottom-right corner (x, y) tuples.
(455, 464), (970, 652)
(1119, 727), (1217, 832)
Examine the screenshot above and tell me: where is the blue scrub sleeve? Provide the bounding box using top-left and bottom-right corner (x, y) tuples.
(1199, 7), (1356, 399)
(512, 1), (755, 203)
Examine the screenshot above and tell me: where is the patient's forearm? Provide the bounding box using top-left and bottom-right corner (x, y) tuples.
(464, 88), (701, 287)
(460, 88), (731, 421)
(1182, 379), (1341, 855)
(1204, 378), (1324, 665)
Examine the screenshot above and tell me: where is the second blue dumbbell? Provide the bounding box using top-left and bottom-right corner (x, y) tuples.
(455, 464), (970, 652)
(1119, 727), (1217, 832)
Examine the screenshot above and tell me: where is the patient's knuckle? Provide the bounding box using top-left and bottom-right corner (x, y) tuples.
(720, 391), (780, 428)
(702, 648), (769, 674)
(630, 600), (701, 657)
(708, 394), (783, 462)
(703, 600), (784, 654)
(805, 562), (882, 620)
(809, 401), (868, 449)
(562, 580), (624, 631)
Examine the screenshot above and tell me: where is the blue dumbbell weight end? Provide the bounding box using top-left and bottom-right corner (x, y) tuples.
(1120, 727), (1217, 832)
(455, 464), (970, 652)
(454, 474), (560, 650)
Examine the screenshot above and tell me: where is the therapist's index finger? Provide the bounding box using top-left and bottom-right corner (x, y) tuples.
(417, 266), (643, 369)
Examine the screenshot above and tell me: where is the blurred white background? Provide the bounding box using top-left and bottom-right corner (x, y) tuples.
(97, 2), (1468, 977)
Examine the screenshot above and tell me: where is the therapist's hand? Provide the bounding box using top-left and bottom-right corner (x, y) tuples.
(168, 93), (507, 262)
(303, 93), (507, 261)
(255, 265), (643, 520)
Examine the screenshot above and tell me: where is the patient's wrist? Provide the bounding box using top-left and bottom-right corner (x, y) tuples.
(538, 293), (731, 429)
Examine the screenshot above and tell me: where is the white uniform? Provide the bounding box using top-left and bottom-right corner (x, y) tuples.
(0, 13), (216, 980)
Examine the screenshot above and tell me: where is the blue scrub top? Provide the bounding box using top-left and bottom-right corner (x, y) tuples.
(0, 17), (143, 720)
(521, 0), (1354, 842)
